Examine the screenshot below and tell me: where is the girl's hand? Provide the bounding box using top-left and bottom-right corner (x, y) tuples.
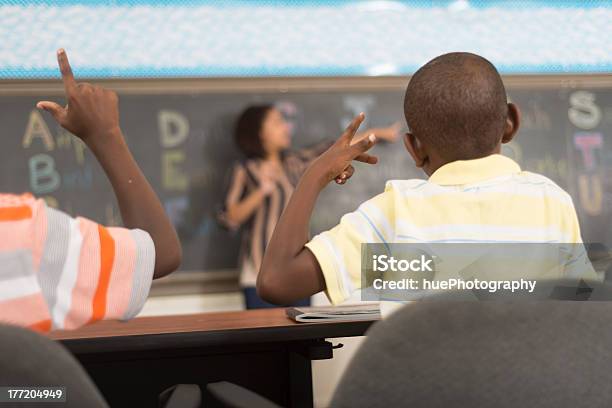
(259, 161), (281, 195)
(377, 121), (402, 143)
(349, 120), (401, 151)
(260, 179), (276, 195)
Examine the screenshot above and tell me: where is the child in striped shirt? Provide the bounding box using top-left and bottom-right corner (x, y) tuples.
(0, 50), (181, 331)
(257, 52), (597, 306)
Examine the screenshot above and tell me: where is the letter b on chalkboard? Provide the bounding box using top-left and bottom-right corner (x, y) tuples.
(29, 154), (60, 194)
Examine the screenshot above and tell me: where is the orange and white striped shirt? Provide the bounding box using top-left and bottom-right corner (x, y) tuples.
(0, 193), (155, 332)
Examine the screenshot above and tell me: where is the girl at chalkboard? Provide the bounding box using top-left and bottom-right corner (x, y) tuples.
(219, 104), (399, 309)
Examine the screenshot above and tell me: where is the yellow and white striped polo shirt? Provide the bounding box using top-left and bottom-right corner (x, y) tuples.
(305, 154), (591, 305)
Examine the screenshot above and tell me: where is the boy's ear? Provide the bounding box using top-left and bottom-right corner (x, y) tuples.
(403, 133), (426, 168)
(502, 103), (521, 144)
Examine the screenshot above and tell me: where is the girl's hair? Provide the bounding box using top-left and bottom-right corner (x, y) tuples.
(234, 104), (274, 159)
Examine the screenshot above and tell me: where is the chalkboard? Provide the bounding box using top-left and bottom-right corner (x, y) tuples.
(1, 83), (610, 272)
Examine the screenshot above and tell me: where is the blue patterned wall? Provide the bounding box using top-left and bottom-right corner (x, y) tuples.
(1, 0), (611, 78)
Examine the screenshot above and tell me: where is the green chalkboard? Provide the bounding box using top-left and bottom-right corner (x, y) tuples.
(1, 83), (610, 272)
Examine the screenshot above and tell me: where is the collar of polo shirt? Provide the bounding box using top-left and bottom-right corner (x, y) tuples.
(428, 154), (521, 186)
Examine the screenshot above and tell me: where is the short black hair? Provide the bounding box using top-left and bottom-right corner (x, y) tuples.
(234, 104), (274, 159)
(404, 52), (508, 161)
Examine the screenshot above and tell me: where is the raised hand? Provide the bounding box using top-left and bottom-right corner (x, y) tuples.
(377, 121), (402, 143)
(311, 113), (378, 186)
(35, 49), (182, 279)
(36, 49), (120, 144)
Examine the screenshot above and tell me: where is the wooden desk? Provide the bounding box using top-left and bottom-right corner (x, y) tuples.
(50, 309), (378, 408)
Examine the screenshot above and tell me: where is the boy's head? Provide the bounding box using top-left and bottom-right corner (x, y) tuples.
(403, 52), (520, 176)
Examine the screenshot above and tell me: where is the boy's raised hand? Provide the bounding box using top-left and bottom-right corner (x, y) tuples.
(258, 113), (377, 304)
(37, 49), (120, 144)
(35, 49), (182, 279)
(311, 113), (378, 186)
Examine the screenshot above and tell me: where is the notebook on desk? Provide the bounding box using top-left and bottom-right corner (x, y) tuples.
(286, 303), (381, 323)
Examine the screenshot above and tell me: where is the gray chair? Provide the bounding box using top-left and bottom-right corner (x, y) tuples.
(0, 323), (108, 408)
(209, 280), (612, 408)
(0, 324), (201, 408)
(332, 300), (612, 407)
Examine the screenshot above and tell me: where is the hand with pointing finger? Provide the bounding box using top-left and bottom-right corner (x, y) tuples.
(310, 113), (378, 187)
(37, 49), (120, 145)
(35, 49), (182, 280)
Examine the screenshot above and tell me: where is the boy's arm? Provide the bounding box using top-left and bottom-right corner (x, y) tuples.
(37, 49), (181, 279)
(257, 113), (377, 304)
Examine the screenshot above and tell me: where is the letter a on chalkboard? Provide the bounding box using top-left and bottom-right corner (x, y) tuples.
(23, 110), (55, 151)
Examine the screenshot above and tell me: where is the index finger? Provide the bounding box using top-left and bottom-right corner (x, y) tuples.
(57, 49), (77, 94)
(339, 112), (365, 144)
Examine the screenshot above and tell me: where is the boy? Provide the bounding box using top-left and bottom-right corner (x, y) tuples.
(0, 50), (181, 331)
(257, 52), (592, 306)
